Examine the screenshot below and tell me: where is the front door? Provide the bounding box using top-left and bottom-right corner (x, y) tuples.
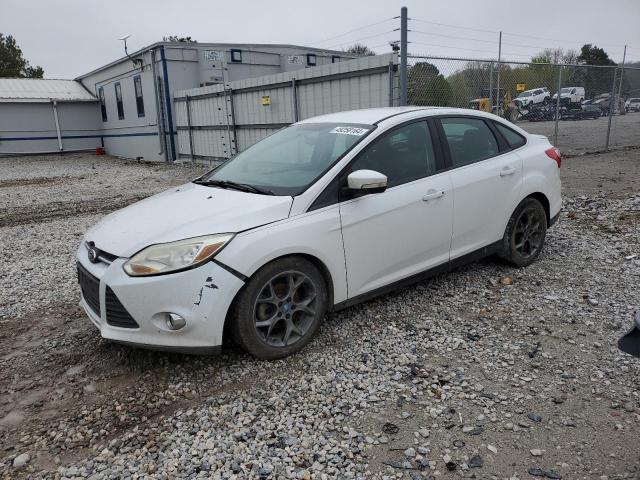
(338, 120), (453, 298)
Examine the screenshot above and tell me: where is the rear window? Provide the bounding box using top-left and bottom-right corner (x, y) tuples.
(440, 117), (499, 167)
(494, 122), (526, 149)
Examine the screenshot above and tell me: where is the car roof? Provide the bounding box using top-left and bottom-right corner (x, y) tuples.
(296, 107), (433, 125)
(297, 106), (513, 126)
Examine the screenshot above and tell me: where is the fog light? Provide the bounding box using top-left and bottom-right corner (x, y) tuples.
(166, 313), (186, 331)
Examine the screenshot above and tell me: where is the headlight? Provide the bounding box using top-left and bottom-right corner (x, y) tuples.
(123, 233), (234, 276)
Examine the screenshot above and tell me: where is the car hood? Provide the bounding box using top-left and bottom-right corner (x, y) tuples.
(85, 183), (293, 257)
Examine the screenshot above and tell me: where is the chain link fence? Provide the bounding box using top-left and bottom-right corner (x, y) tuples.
(406, 55), (640, 155)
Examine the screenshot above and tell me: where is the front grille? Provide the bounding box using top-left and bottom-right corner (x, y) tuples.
(105, 287), (139, 329)
(77, 263), (100, 316)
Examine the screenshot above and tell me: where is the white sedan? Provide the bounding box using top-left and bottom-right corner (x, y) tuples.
(77, 107), (562, 359)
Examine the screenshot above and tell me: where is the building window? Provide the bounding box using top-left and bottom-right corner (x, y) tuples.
(114, 82), (124, 120)
(98, 87), (107, 122)
(331, 55), (340, 63)
(307, 54), (316, 66)
(133, 75), (145, 117)
(230, 49), (242, 63)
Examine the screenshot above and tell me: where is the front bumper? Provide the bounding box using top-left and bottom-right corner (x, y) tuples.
(76, 243), (245, 353)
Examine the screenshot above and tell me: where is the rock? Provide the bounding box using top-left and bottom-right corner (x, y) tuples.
(382, 459), (414, 470)
(530, 449), (544, 456)
(528, 468), (563, 479)
(468, 454), (484, 468)
(487, 445), (498, 454)
(13, 453), (30, 468)
(404, 448), (416, 458)
(528, 412), (543, 422)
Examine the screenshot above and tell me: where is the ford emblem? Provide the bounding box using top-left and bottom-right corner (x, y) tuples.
(88, 246), (99, 263)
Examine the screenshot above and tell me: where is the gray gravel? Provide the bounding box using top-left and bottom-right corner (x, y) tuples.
(1, 152), (639, 479)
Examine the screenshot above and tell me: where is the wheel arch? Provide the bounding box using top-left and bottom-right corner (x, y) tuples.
(525, 191), (551, 225)
(221, 252), (335, 345)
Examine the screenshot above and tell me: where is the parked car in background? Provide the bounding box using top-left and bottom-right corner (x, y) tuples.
(626, 98), (640, 112)
(514, 88), (551, 109)
(561, 104), (602, 120)
(77, 107), (562, 359)
(592, 93), (626, 116)
(552, 86), (585, 105)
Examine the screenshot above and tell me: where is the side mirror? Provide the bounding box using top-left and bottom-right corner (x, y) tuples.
(347, 169), (387, 196)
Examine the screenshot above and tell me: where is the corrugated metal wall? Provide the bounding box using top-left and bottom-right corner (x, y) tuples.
(173, 53), (398, 163)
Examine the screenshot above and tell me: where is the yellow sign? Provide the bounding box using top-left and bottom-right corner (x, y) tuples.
(261, 95), (270, 106)
(516, 83), (526, 92)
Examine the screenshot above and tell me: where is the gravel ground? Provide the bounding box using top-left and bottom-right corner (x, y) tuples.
(1, 151), (639, 479)
(516, 111), (640, 155)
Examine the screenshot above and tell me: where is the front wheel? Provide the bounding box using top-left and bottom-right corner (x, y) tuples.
(498, 198), (548, 267)
(230, 257), (328, 360)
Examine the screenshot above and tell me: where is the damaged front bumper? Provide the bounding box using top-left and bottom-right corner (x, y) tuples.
(76, 244), (245, 354)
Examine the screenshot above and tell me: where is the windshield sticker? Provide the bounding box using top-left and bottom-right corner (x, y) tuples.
(330, 126), (369, 136)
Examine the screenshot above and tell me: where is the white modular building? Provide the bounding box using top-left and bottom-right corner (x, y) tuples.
(75, 42), (355, 162)
(0, 78), (101, 155)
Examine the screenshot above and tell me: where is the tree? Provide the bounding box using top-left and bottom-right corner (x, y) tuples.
(577, 44), (616, 97)
(163, 36), (197, 43)
(0, 33), (44, 78)
(408, 62), (452, 106)
(531, 47), (578, 65)
(578, 44), (616, 66)
(343, 43), (376, 56)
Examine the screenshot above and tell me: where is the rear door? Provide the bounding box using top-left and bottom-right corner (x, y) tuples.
(436, 116), (523, 259)
(338, 120), (453, 297)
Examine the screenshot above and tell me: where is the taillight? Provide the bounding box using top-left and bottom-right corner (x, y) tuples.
(545, 147), (561, 168)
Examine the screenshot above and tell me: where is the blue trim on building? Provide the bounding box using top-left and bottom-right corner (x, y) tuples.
(160, 46), (176, 161)
(1, 132), (160, 142)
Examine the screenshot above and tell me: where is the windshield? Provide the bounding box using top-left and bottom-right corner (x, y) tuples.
(199, 123), (373, 196)
(561, 88), (572, 93)
(518, 91), (532, 98)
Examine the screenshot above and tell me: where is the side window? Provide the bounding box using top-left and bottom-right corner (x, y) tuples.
(134, 76), (145, 117)
(348, 121), (436, 188)
(440, 117), (499, 167)
(494, 122), (526, 149)
(98, 87), (107, 122)
(114, 82), (124, 120)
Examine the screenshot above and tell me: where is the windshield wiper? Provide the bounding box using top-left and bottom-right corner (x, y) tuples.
(194, 179), (275, 195)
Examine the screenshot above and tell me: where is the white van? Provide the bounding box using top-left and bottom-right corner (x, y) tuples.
(552, 87), (585, 104)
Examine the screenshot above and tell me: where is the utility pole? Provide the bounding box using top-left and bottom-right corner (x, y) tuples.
(400, 6), (408, 106)
(496, 31), (502, 112)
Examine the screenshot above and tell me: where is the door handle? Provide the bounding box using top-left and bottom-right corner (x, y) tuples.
(422, 190), (444, 201)
(500, 166), (516, 176)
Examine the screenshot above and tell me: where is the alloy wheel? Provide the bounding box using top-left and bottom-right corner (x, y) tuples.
(253, 270), (317, 347)
(513, 207), (545, 259)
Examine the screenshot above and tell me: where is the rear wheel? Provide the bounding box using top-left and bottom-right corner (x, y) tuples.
(498, 198), (548, 267)
(230, 257), (328, 360)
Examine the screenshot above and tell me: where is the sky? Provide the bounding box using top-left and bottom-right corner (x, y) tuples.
(2, 0), (639, 79)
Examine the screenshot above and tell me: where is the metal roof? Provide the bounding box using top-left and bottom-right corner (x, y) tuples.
(76, 42), (357, 80)
(0, 79), (97, 103)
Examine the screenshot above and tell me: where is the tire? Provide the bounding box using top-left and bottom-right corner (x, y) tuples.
(498, 198), (548, 268)
(230, 257), (328, 360)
